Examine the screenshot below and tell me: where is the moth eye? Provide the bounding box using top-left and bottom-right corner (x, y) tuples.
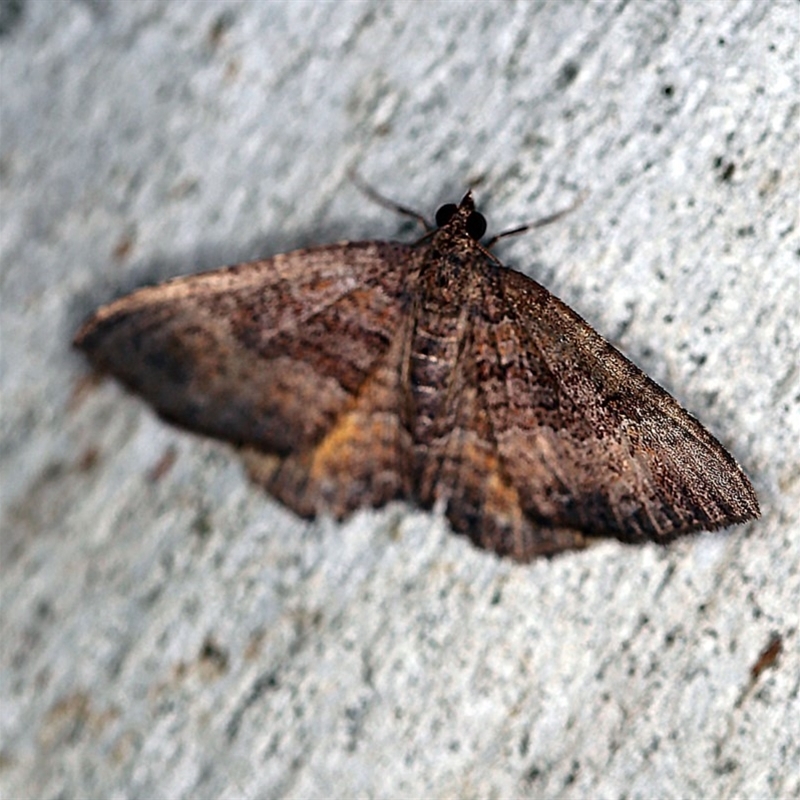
(435, 204), (458, 228)
(466, 211), (487, 241)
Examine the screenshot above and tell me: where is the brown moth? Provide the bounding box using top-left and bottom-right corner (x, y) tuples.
(74, 191), (759, 560)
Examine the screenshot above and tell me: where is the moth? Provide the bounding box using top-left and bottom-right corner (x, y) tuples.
(74, 190), (759, 560)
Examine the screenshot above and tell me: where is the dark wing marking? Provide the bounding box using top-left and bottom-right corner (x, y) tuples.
(480, 263), (758, 544)
(75, 242), (416, 456)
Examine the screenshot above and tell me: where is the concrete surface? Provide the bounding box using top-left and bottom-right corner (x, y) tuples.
(1, 1), (798, 798)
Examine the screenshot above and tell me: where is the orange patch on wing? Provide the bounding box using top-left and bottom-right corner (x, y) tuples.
(309, 411), (374, 479)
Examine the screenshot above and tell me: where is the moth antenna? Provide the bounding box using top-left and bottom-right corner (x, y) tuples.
(485, 191), (588, 248)
(347, 168), (433, 231)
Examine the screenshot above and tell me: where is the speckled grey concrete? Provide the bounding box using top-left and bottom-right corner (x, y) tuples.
(1, 2), (798, 798)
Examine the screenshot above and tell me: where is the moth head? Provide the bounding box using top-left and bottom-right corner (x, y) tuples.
(434, 191), (487, 241)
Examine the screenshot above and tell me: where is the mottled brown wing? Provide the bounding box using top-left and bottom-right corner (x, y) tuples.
(471, 262), (759, 547)
(74, 241), (419, 516)
(413, 320), (588, 560)
(244, 310), (417, 519)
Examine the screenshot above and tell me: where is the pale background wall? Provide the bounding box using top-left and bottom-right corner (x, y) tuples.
(1, 1), (798, 798)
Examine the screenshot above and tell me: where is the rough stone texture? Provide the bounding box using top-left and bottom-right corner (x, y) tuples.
(1, 2), (798, 798)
